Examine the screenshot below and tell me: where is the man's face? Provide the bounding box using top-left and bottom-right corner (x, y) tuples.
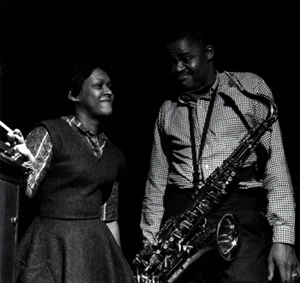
(167, 38), (214, 90)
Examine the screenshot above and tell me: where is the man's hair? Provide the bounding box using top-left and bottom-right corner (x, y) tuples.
(162, 21), (214, 49)
(60, 51), (111, 97)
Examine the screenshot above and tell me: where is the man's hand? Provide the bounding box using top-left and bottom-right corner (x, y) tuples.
(268, 243), (300, 282)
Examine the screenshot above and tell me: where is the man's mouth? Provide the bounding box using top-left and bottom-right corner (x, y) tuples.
(177, 73), (189, 81)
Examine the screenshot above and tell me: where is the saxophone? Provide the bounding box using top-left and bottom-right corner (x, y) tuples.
(133, 72), (279, 283)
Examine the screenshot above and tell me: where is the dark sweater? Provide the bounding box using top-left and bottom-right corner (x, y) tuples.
(36, 118), (124, 219)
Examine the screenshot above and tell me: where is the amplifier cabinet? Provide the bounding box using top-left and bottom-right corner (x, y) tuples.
(0, 152), (28, 283)
(0, 179), (20, 283)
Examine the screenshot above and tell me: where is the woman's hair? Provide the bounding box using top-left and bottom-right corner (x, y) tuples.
(60, 51), (111, 97)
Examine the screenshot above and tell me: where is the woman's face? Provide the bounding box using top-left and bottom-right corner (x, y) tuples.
(77, 68), (114, 118)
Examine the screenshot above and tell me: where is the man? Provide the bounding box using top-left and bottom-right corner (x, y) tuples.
(140, 27), (300, 282)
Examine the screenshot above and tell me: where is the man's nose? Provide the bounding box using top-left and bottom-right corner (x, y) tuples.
(175, 61), (185, 72)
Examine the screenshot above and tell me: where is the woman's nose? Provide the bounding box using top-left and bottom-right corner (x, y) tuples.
(104, 87), (113, 96)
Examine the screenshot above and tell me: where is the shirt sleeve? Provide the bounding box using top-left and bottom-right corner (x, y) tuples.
(25, 126), (53, 197)
(254, 77), (296, 245)
(140, 105), (170, 244)
(101, 181), (119, 222)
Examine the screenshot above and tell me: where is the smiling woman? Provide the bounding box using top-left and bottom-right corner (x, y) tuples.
(68, 67), (114, 128)
(5, 53), (135, 283)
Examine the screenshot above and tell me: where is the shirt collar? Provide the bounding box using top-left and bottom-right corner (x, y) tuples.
(63, 115), (108, 142)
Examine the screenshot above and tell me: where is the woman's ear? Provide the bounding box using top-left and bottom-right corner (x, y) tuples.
(67, 91), (79, 102)
(206, 45), (215, 61)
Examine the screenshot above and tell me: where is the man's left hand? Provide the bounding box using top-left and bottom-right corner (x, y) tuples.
(268, 243), (300, 282)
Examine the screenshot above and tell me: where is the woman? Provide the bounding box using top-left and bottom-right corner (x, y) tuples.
(8, 54), (135, 283)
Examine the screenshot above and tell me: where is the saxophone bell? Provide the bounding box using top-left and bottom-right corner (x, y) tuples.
(165, 213), (241, 283)
(216, 213), (241, 261)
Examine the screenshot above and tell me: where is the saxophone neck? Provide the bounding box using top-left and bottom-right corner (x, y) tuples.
(266, 98), (278, 125)
(224, 71), (278, 125)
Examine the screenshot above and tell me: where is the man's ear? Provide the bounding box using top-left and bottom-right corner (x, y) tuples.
(206, 45), (215, 61)
(67, 91), (79, 102)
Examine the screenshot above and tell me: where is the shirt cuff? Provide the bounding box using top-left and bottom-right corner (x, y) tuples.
(272, 225), (295, 245)
(101, 182), (119, 222)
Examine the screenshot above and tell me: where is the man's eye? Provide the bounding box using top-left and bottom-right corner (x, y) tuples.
(182, 57), (192, 62)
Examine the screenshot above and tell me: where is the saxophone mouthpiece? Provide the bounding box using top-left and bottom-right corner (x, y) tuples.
(224, 71), (245, 93)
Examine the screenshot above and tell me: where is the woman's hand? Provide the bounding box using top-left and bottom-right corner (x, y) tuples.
(106, 221), (121, 246)
(6, 129), (34, 162)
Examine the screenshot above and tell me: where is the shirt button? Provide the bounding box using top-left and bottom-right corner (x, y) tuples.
(205, 164), (209, 169)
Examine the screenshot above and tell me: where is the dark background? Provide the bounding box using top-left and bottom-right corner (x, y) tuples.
(0, 0), (299, 268)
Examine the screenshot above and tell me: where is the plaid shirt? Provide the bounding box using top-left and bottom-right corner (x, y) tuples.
(141, 71), (295, 245)
(25, 115), (119, 222)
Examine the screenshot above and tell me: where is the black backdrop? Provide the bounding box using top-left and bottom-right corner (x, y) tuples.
(0, 0), (299, 267)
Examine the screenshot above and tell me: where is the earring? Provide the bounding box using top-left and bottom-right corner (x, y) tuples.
(67, 91), (78, 102)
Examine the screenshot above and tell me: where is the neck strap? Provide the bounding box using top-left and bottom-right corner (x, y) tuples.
(188, 86), (218, 189)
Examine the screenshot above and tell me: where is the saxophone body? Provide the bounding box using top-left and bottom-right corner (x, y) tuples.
(134, 72), (278, 283)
